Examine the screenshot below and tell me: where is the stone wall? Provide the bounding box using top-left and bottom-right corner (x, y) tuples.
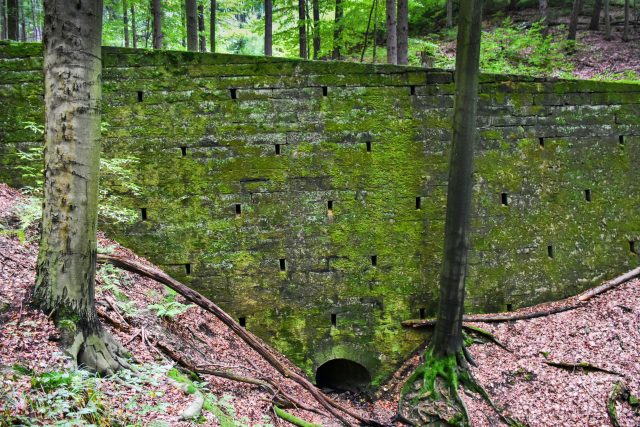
(1, 41), (639, 385)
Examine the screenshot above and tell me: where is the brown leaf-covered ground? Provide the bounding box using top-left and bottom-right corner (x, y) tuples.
(1, 181), (639, 426)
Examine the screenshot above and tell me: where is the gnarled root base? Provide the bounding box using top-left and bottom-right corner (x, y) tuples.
(66, 327), (130, 375)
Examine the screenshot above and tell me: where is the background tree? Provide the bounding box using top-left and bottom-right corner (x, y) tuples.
(35, 0), (128, 375)
(312, 0), (320, 59)
(210, 0), (216, 52)
(298, 0), (307, 59)
(131, 2), (137, 48)
(622, 0), (629, 41)
(198, 2), (206, 51)
(152, 0), (163, 48)
(265, 0), (272, 55)
(589, 0), (602, 30)
(397, 0), (408, 64)
(123, 0), (130, 47)
(186, 0), (198, 50)
(604, 0), (611, 39)
(568, 0), (583, 40)
(446, 0), (454, 27)
(386, 0), (397, 64)
(332, 0), (342, 59)
(7, 0), (18, 40)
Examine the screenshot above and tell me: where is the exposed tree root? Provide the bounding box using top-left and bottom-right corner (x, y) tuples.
(167, 377), (205, 420)
(273, 406), (322, 427)
(98, 253), (382, 427)
(545, 360), (622, 376)
(68, 327), (131, 376)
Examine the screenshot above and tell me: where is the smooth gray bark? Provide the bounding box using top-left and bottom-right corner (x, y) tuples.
(386, 0), (397, 64)
(299, 0), (307, 59)
(397, 0), (408, 64)
(265, 0), (272, 56)
(210, 0), (216, 52)
(7, 0), (17, 40)
(622, 0), (629, 41)
(312, 0), (320, 59)
(332, 0), (342, 59)
(446, 0), (453, 27)
(604, 0), (611, 39)
(36, 0), (127, 375)
(539, 0), (548, 25)
(568, 0), (583, 40)
(431, 0), (483, 357)
(151, 0), (162, 49)
(186, 0), (198, 51)
(198, 3), (205, 51)
(589, 0), (602, 30)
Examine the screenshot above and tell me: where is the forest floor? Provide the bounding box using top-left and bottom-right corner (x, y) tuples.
(1, 182), (639, 426)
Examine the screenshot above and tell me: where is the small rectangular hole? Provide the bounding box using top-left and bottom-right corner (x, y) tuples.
(141, 208), (147, 220)
(322, 86), (328, 96)
(506, 303), (513, 312)
(235, 203), (242, 216)
(185, 263), (191, 275)
(366, 141), (372, 152)
(419, 308), (425, 319)
(279, 258), (286, 271)
(137, 91), (143, 102)
(410, 85), (416, 95)
(327, 200), (333, 215)
(371, 255), (377, 266)
(331, 313), (337, 326)
(547, 245), (554, 258)
(539, 137), (545, 147)
(239, 317), (246, 327)
(584, 189), (591, 202)
(230, 88), (237, 99)
(416, 196), (422, 210)
(275, 144), (281, 155)
(180, 146), (187, 156)
(619, 135), (625, 146)
(630, 240), (636, 254)
(501, 193), (508, 206)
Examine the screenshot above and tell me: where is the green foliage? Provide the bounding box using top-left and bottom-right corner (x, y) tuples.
(148, 287), (194, 319)
(96, 263), (138, 317)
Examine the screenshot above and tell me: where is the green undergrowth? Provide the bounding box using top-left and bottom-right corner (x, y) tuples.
(148, 287), (194, 320)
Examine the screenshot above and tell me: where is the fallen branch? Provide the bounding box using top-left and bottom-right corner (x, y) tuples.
(404, 266), (640, 327)
(545, 360), (622, 376)
(98, 253), (380, 427)
(167, 377), (205, 420)
(274, 405), (322, 427)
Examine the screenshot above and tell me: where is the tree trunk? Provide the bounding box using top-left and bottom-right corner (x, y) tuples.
(131, 3), (137, 48)
(1, 0), (5, 39)
(604, 0), (611, 39)
(198, 3), (205, 51)
(30, 0), (39, 41)
(397, 0), (408, 64)
(185, 0), (198, 51)
(210, 0), (216, 52)
(568, 0), (583, 40)
(36, 0), (127, 376)
(372, 0), (379, 63)
(332, 0), (342, 59)
(386, 0), (397, 64)
(589, 0), (602, 30)
(446, 0), (453, 27)
(622, 0), (629, 41)
(7, 0), (17, 40)
(509, 0), (517, 9)
(539, 0), (548, 25)
(312, 0), (320, 59)
(19, 2), (25, 41)
(431, 0), (483, 358)
(123, 0), (130, 47)
(298, 0), (307, 59)
(264, 0), (272, 56)
(151, 0), (162, 49)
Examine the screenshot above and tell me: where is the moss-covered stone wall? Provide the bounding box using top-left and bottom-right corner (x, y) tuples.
(1, 41), (639, 385)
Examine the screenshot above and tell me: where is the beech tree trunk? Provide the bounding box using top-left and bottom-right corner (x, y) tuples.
(386, 0), (397, 64)
(622, 0), (629, 41)
(431, 0), (483, 357)
(539, 0), (548, 25)
(312, 0), (320, 59)
(299, 0), (307, 59)
(1, 0), (5, 39)
(7, 0), (18, 41)
(397, 0), (408, 64)
(446, 0), (453, 27)
(604, 0), (611, 39)
(332, 0), (342, 59)
(589, 0), (602, 30)
(35, 0), (127, 375)
(568, 0), (583, 40)
(264, 0), (272, 56)
(186, 0), (198, 51)
(123, 0), (130, 47)
(198, 3), (205, 51)
(131, 3), (137, 48)
(151, 0), (162, 49)
(210, 0), (216, 52)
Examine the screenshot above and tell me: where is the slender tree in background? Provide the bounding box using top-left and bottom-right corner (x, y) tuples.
(131, 3), (137, 48)
(446, 0), (453, 27)
(386, 0), (397, 64)
(186, 0), (198, 51)
(152, 0), (163, 48)
(397, 0), (408, 64)
(589, 0), (602, 30)
(198, 3), (206, 51)
(604, 0), (611, 39)
(332, 0), (342, 59)
(568, 0), (583, 40)
(1, 0), (5, 39)
(210, 0), (216, 52)
(7, 0), (18, 41)
(123, 0), (130, 47)
(312, 0), (320, 59)
(298, 0), (307, 59)
(399, 0), (484, 424)
(622, 0), (629, 41)
(35, 0), (128, 375)
(539, 0), (548, 27)
(265, 0), (272, 56)
(19, 1), (24, 41)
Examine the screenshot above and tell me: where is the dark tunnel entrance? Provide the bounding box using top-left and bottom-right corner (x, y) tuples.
(315, 359), (371, 392)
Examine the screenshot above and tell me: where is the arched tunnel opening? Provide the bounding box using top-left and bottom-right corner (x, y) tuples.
(315, 358), (371, 392)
